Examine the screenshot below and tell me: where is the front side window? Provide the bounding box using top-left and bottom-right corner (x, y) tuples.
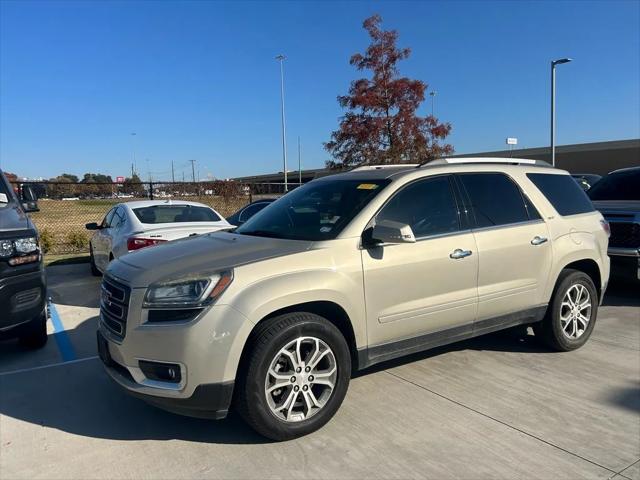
(459, 173), (530, 228)
(102, 208), (115, 228)
(528, 173), (596, 215)
(133, 205), (221, 224)
(376, 176), (460, 238)
(236, 179), (390, 241)
(111, 207), (126, 229)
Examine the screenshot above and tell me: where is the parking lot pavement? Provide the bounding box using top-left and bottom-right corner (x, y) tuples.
(0, 264), (638, 479)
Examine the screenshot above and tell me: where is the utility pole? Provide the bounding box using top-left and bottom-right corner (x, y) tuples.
(276, 54), (288, 192)
(550, 58), (572, 167)
(130, 132), (137, 175)
(131, 163), (134, 178)
(189, 159), (196, 182)
(298, 136), (302, 185)
(171, 160), (175, 183)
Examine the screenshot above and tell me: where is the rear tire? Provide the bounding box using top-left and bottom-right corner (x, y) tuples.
(235, 312), (351, 441)
(534, 269), (598, 351)
(90, 245), (101, 276)
(19, 311), (48, 350)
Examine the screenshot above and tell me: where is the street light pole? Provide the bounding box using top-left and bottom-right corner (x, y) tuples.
(298, 136), (302, 185)
(276, 54), (288, 192)
(550, 58), (572, 167)
(429, 91), (437, 116)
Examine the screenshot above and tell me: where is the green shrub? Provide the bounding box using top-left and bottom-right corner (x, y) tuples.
(65, 231), (89, 251)
(39, 228), (54, 254)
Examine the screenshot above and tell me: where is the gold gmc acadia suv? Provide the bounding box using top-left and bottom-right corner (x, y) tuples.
(97, 158), (610, 440)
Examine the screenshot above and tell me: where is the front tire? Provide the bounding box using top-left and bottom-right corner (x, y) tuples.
(534, 269), (598, 351)
(236, 312), (351, 441)
(89, 245), (101, 276)
(19, 311), (48, 350)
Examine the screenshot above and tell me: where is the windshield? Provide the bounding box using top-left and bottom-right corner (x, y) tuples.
(0, 172), (12, 203)
(587, 170), (640, 201)
(236, 179), (390, 240)
(133, 205), (221, 224)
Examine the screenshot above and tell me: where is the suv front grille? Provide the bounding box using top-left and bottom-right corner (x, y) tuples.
(608, 221), (640, 249)
(100, 276), (131, 339)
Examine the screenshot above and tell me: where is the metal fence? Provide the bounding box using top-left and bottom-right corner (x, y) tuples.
(12, 180), (300, 255)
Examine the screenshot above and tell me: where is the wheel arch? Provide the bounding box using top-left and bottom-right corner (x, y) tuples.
(237, 300), (360, 377)
(553, 258), (603, 301)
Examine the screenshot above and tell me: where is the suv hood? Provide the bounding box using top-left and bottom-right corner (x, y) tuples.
(107, 231), (314, 288)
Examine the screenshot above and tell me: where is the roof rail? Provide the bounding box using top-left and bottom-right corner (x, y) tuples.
(418, 157), (552, 167)
(351, 164), (419, 171)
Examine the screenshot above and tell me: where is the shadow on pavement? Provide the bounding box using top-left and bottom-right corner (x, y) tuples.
(47, 263), (101, 308)
(606, 382), (640, 413)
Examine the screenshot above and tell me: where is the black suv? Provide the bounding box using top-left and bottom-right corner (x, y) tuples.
(588, 166), (640, 282)
(0, 170), (47, 348)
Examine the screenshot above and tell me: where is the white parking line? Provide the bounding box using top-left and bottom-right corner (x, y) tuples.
(0, 356), (99, 377)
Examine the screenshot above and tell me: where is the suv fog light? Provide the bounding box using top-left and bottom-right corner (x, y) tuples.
(138, 360), (182, 384)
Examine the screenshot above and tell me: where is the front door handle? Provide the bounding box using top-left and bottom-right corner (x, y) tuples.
(450, 248), (473, 259)
(531, 236), (548, 246)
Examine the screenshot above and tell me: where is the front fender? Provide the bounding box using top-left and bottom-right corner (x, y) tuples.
(230, 268), (366, 348)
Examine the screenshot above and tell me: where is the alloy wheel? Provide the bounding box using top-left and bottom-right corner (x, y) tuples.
(264, 336), (337, 423)
(560, 283), (592, 339)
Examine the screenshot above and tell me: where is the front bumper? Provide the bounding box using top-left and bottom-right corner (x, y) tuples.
(99, 330), (234, 419)
(0, 264), (46, 337)
(97, 283), (253, 418)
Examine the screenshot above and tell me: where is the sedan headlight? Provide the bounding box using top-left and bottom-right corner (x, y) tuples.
(143, 271), (233, 308)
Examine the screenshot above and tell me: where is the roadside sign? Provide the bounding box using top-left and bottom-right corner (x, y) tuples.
(506, 137), (518, 145)
(116, 176), (125, 183)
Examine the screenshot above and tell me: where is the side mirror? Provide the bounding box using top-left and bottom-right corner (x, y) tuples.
(366, 219), (416, 246)
(21, 186), (39, 212)
(85, 222), (101, 230)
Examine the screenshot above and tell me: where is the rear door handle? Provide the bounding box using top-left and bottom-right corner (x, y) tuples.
(450, 248), (473, 259)
(531, 236), (548, 246)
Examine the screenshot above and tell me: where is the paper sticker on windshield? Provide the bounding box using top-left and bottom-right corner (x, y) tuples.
(357, 183), (378, 190)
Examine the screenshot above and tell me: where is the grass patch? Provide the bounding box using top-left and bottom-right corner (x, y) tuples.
(44, 254), (90, 267)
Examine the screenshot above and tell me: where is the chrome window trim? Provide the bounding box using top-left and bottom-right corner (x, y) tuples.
(470, 218), (546, 234)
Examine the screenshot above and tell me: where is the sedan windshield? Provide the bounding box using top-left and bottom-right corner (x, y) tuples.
(587, 170), (640, 201)
(133, 205), (221, 224)
(236, 179), (390, 240)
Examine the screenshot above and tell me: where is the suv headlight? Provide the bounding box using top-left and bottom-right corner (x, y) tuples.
(143, 270), (233, 308)
(0, 236), (40, 265)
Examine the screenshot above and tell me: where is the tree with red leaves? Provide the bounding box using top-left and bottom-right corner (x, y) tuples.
(325, 14), (453, 168)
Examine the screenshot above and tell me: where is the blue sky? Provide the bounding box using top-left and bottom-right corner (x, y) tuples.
(1, 0), (638, 180)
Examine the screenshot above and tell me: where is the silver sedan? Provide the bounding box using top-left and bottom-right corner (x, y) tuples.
(85, 200), (231, 275)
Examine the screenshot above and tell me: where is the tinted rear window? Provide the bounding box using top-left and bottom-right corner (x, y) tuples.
(527, 173), (595, 215)
(459, 173), (530, 227)
(587, 170), (640, 201)
(133, 205), (221, 224)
